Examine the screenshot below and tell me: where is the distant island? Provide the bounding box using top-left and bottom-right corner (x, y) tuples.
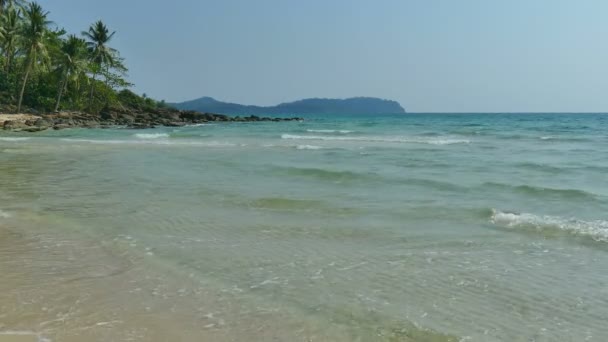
(170, 97), (406, 115)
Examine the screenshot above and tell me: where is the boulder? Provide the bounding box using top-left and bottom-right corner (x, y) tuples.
(3, 120), (28, 131)
(53, 124), (72, 130)
(23, 126), (49, 132)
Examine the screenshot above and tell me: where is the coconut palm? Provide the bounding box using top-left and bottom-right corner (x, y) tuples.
(17, 2), (51, 113)
(53, 34), (87, 111)
(0, 0), (27, 16)
(82, 20), (116, 108)
(0, 6), (20, 74)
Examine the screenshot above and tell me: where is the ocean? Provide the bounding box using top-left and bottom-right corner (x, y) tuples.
(1, 113), (607, 341)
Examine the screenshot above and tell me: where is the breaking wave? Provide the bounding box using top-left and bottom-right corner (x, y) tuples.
(306, 129), (354, 134)
(0, 137), (31, 142)
(281, 134), (470, 145)
(490, 209), (608, 242)
(296, 145), (323, 150)
(60, 138), (236, 147)
(134, 133), (170, 139)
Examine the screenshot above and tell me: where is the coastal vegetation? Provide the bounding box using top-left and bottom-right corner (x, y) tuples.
(0, 0), (161, 114)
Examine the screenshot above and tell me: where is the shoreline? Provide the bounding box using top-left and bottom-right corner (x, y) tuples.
(0, 110), (302, 133)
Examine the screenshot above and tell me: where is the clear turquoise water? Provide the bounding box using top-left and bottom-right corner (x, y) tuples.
(1, 113), (608, 341)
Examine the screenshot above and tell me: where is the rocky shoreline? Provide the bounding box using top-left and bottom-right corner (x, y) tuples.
(0, 107), (302, 132)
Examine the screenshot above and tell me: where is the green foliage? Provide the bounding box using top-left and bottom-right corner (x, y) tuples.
(117, 89), (160, 111)
(0, 1), (145, 113)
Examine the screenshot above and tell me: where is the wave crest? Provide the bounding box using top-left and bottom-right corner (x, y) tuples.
(60, 138), (236, 147)
(490, 209), (608, 242)
(483, 182), (598, 201)
(275, 166), (372, 182)
(281, 134), (470, 145)
(306, 129), (353, 134)
(296, 145), (323, 150)
(134, 133), (169, 139)
(0, 137), (30, 142)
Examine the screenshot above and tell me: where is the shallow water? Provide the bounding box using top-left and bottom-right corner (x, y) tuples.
(1, 113), (608, 341)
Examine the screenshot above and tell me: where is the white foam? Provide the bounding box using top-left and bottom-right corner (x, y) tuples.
(296, 145), (323, 150)
(490, 209), (608, 242)
(0, 210), (11, 218)
(306, 129), (353, 134)
(0, 137), (31, 142)
(60, 138), (129, 144)
(60, 138), (236, 147)
(134, 133), (169, 139)
(281, 134), (470, 145)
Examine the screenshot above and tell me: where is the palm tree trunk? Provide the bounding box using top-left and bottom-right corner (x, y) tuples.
(54, 74), (67, 112)
(88, 71), (98, 109)
(17, 61), (32, 114)
(5, 50), (13, 75)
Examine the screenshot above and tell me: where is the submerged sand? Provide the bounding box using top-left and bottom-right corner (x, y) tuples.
(0, 217), (455, 342)
(0, 333), (41, 342)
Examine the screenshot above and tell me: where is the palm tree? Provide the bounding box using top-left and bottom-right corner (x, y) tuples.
(82, 20), (116, 108)
(53, 34), (87, 111)
(17, 2), (51, 113)
(16, 2), (50, 112)
(0, 0), (26, 16)
(0, 5), (20, 74)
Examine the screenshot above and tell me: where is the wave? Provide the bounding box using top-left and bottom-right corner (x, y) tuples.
(538, 135), (591, 142)
(0, 137), (31, 142)
(249, 197), (326, 210)
(274, 166), (373, 182)
(281, 134), (470, 145)
(0, 210), (11, 218)
(399, 178), (467, 192)
(134, 133), (169, 139)
(60, 138), (237, 147)
(490, 209), (608, 242)
(515, 162), (565, 174)
(296, 145), (323, 150)
(482, 182), (598, 201)
(306, 129), (354, 134)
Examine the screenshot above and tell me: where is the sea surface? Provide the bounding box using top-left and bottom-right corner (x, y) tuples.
(1, 113), (608, 341)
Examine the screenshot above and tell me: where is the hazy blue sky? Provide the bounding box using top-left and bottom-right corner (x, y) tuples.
(39, 0), (608, 112)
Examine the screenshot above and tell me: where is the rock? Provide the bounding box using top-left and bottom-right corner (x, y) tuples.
(23, 126), (48, 132)
(53, 124), (72, 130)
(82, 120), (100, 128)
(34, 118), (53, 127)
(127, 123), (155, 129)
(165, 122), (186, 127)
(3, 120), (28, 131)
(2, 107), (303, 132)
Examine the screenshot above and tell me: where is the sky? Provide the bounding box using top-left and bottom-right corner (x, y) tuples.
(39, 0), (608, 112)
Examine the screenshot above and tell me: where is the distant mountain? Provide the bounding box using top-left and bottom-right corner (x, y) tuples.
(170, 97), (405, 115)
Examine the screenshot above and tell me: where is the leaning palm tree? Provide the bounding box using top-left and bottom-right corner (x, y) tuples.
(17, 2), (51, 113)
(82, 20), (116, 108)
(53, 34), (87, 111)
